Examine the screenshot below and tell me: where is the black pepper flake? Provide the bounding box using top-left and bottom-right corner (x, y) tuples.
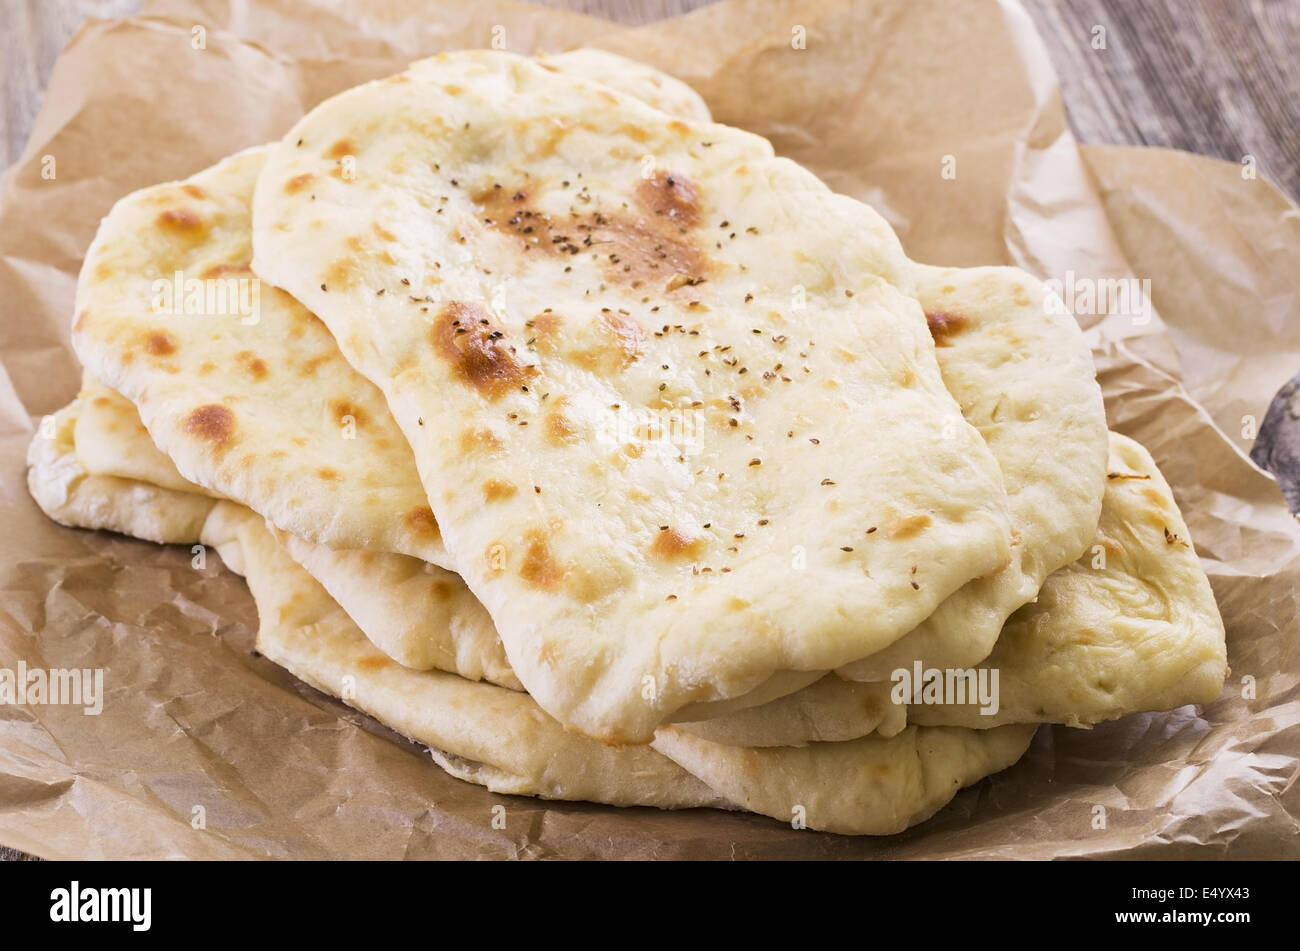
(841, 546), (854, 552)
(866, 526), (877, 534)
(820, 478), (835, 486)
(748, 458), (761, 467)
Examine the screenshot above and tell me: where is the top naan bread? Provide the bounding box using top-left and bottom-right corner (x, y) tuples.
(252, 50), (1014, 742)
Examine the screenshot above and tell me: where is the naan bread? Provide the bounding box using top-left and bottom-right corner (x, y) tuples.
(651, 722), (1036, 835)
(252, 50), (1014, 742)
(909, 432), (1227, 728)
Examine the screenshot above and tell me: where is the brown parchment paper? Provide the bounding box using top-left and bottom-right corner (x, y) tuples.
(1, 0), (1297, 860)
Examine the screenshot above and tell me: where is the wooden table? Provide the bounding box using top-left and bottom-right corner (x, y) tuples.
(2, 0), (1297, 861)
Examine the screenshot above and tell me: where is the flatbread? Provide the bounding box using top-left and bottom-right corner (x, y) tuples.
(909, 432), (1228, 728)
(651, 722), (1036, 835)
(252, 49), (1014, 742)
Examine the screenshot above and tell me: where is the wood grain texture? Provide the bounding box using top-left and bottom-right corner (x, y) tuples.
(1025, 0), (1300, 202)
(2, 0), (1297, 860)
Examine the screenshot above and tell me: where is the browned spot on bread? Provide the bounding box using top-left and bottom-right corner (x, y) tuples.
(432, 301), (537, 400)
(925, 310), (968, 345)
(544, 396), (578, 444)
(145, 331), (177, 356)
(184, 404), (235, 445)
(460, 426), (503, 452)
(329, 399), (365, 427)
(198, 361), (217, 375)
(236, 350), (269, 381)
(530, 311), (564, 338)
(623, 442), (644, 458)
(324, 139), (355, 159)
(199, 260), (252, 279)
(356, 655), (391, 672)
(890, 513), (932, 538)
(635, 169), (701, 227)
(574, 312), (649, 373)
(91, 396), (111, 408)
(430, 580), (455, 601)
(298, 354), (330, 377)
(284, 172), (315, 194)
(182, 184), (207, 200)
(727, 597), (750, 611)
(317, 467), (339, 481)
(157, 208), (203, 232)
(405, 506), (439, 536)
(372, 222), (397, 242)
(73, 310), (91, 331)
(520, 530), (565, 591)
(474, 185), (707, 288)
(598, 311), (647, 366)
(651, 527), (703, 560)
(323, 256), (357, 291)
(483, 479), (517, 502)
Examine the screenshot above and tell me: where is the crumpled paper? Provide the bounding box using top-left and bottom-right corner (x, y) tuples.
(0, 0), (1296, 859)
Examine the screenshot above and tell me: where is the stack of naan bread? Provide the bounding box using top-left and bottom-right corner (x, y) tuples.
(27, 50), (1227, 835)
